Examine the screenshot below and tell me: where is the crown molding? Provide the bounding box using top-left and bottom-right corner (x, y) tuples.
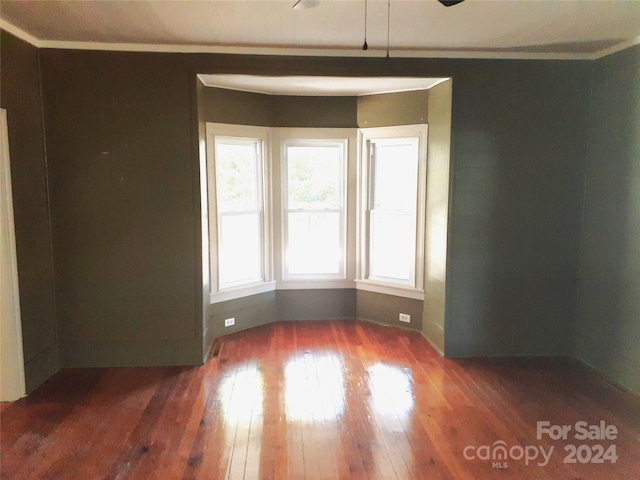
(1, 16), (637, 61)
(593, 34), (640, 59)
(25, 40), (600, 60)
(0, 18), (42, 47)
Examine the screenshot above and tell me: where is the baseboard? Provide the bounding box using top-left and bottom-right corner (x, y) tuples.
(573, 357), (640, 396)
(420, 330), (445, 356)
(59, 339), (203, 368)
(24, 343), (59, 393)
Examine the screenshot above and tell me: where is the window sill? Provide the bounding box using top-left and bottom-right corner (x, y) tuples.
(210, 279), (359, 304)
(210, 280), (423, 304)
(276, 279), (355, 290)
(355, 280), (424, 300)
(210, 281), (276, 304)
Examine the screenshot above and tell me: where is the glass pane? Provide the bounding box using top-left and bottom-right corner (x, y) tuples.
(372, 140), (418, 211)
(369, 212), (413, 281)
(216, 141), (259, 212)
(287, 212), (340, 274)
(286, 145), (341, 209)
(219, 213), (262, 286)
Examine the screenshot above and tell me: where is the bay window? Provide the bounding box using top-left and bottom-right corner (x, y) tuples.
(206, 123), (426, 302)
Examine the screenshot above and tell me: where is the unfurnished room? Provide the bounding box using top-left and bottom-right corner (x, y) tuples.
(0, 1), (639, 479)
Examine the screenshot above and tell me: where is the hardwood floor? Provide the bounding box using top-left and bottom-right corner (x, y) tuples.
(1, 320), (639, 479)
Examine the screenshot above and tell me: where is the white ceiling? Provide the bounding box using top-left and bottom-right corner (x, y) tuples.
(199, 75), (447, 96)
(1, 0), (639, 59)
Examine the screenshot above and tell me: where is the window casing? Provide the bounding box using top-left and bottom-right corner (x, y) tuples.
(357, 125), (428, 299)
(282, 139), (347, 280)
(207, 124), (273, 303)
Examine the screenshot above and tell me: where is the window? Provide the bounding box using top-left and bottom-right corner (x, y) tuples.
(206, 124), (273, 302)
(206, 123), (427, 302)
(282, 140), (346, 279)
(358, 125), (428, 298)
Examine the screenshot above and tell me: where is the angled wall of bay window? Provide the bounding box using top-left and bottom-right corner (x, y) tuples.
(355, 89), (432, 331)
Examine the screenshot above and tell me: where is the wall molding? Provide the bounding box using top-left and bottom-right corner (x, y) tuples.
(592, 34), (640, 60)
(1, 17), (637, 61)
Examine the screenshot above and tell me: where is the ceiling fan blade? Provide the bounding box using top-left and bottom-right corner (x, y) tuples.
(293, 0), (320, 9)
(437, 0), (466, 6)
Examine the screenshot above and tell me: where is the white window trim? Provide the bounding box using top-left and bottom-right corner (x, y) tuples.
(206, 123), (431, 303)
(206, 123), (274, 304)
(276, 279), (356, 290)
(357, 124), (428, 300)
(281, 137), (348, 280)
(354, 279), (425, 300)
(211, 280), (277, 303)
(272, 128), (357, 289)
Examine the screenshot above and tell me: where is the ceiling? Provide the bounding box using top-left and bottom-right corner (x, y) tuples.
(199, 75), (447, 96)
(1, 0), (639, 60)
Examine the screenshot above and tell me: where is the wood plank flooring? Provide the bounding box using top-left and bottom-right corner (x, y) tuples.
(1, 320), (639, 479)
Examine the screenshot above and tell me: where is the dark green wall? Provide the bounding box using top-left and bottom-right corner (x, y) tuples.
(200, 87), (272, 126)
(0, 31), (59, 392)
(357, 90), (429, 127)
(39, 49), (203, 367)
(3, 39), (602, 378)
(199, 86), (357, 127)
(193, 54), (589, 357)
(270, 95), (357, 127)
(50, 52), (592, 364)
(278, 289), (356, 322)
(206, 292), (277, 347)
(576, 45), (640, 393)
(422, 79), (452, 354)
(356, 291), (423, 330)
(445, 60), (590, 357)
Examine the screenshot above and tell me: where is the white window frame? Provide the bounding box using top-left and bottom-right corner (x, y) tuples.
(281, 138), (347, 281)
(272, 128), (357, 290)
(356, 124), (428, 300)
(206, 123), (274, 303)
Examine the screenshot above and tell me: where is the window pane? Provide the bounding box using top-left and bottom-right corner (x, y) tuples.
(286, 145), (341, 209)
(372, 140), (418, 211)
(369, 212), (413, 281)
(287, 212), (340, 274)
(219, 213), (262, 286)
(216, 142), (259, 211)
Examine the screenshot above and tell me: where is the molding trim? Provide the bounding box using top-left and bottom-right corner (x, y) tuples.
(593, 34), (640, 59)
(1, 17), (638, 61)
(276, 280), (356, 290)
(355, 280), (425, 301)
(0, 18), (41, 47)
(210, 281), (276, 305)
